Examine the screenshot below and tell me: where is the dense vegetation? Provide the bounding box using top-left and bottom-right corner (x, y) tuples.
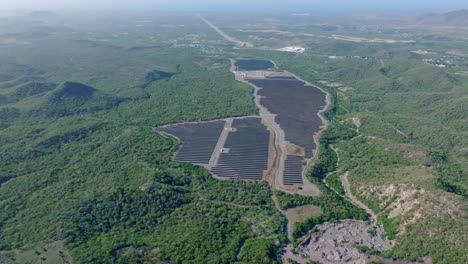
(252, 47), (468, 263)
(430, 151), (467, 197)
(0, 13), (286, 263)
(238, 30), (468, 262)
(66, 163), (286, 263)
(1, 10), (468, 264)
(324, 172), (345, 195)
(310, 123), (358, 179)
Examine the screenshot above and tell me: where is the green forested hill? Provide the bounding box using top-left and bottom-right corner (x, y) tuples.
(1, 10), (468, 264)
(236, 46), (468, 263)
(0, 19), (285, 262)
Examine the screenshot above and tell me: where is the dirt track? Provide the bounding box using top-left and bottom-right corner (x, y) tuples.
(158, 55), (385, 262)
(342, 172), (378, 222)
(198, 15), (253, 47)
(229, 59), (337, 262)
(230, 60), (326, 197)
(208, 118), (233, 169)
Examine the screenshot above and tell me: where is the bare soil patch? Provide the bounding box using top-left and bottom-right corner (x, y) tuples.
(446, 49), (466, 56)
(338, 86), (353, 92)
(285, 204), (322, 227)
(455, 71), (468, 76)
(351, 117), (362, 129)
(0, 240), (72, 264)
(411, 50), (433, 55)
(285, 143), (305, 156)
(330, 34), (415, 43)
(360, 183), (466, 234)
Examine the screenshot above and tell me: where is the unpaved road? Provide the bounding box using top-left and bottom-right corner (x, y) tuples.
(230, 60), (336, 262)
(231, 62), (324, 197)
(198, 15), (253, 47)
(208, 118), (233, 169)
(342, 172), (378, 222)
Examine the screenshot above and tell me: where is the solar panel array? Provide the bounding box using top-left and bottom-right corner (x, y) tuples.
(211, 117), (269, 180)
(247, 78), (327, 158)
(155, 120), (225, 164)
(283, 155), (305, 185)
(235, 59), (275, 71)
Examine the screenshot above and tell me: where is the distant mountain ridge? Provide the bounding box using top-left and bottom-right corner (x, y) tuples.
(418, 9), (468, 26)
(28, 10), (57, 18)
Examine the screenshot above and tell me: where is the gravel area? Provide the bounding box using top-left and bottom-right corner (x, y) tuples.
(289, 220), (390, 264)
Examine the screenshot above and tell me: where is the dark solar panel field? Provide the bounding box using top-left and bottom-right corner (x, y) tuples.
(235, 59), (275, 71)
(248, 78), (327, 157)
(211, 117), (270, 180)
(155, 120), (225, 164)
(283, 155), (305, 185)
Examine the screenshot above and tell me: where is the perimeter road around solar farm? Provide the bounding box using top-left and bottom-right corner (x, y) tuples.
(232, 58), (330, 195)
(155, 58), (331, 196)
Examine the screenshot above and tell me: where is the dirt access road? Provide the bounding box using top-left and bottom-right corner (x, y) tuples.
(342, 172), (378, 222)
(230, 60), (323, 197)
(198, 15), (253, 47)
(200, 17), (391, 261)
(208, 118), (233, 169)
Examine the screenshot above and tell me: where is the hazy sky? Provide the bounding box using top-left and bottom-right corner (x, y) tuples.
(1, 0), (468, 12)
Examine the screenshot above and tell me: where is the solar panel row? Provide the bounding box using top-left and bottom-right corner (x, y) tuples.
(155, 120), (225, 164)
(283, 155), (305, 185)
(211, 117), (270, 180)
(247, 77), (326, 158)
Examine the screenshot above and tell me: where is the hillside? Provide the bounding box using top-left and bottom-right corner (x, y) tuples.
(0, 9), (467, 264)
(0, 15), (271, 262)
(49, 82), (96, 101)
(418, 9), (468, 26)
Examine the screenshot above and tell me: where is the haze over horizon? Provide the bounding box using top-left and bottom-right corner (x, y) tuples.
(1, 0), (468, 13)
